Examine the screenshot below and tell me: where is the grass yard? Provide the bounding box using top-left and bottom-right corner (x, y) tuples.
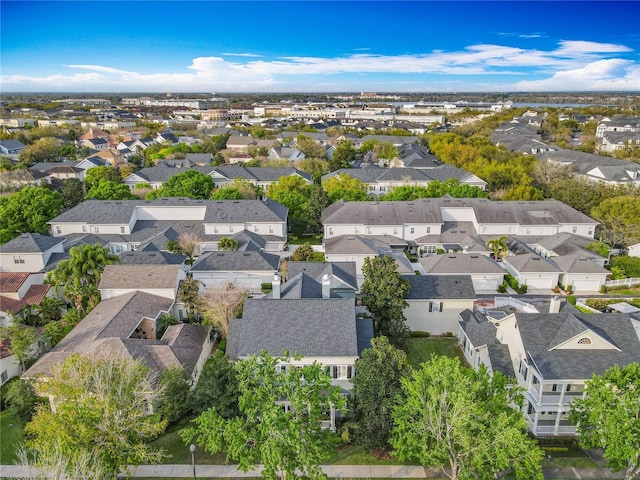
(406, 336), (466, 369)
(329, 444), (411, 466)
(0, 410), (25, 464)
(287, 234), (323, 245)
(149, 418), (229, 465)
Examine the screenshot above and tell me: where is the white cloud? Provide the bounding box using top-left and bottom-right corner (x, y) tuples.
(1, 40), (637, 92)
(511, 59), (640, 91)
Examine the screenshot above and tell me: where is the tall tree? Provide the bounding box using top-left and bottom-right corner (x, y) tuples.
(156, 367), (191, 424)
(217, 237), (239, 252)
(322, 173), (368, 202)
(569, 363), (640, 480)
(177, 276), (205, 321)
(329, 140), (356, 171)
(306, 184), (331, 234)
(266, 175), (312, 234)
(147, 170), (215, 199)
(296, 135), (326, 159)
(0, 323), (37, 369)
(0, 187), (63, 244)
(350, 336), (409, 450)
(188, 351), (240, 418)
(298, 157), (329, 183)
(25, 354), (167, 479)
(60, 178), (85, 210)
(46, 244), (119, 290)
(18, 137), (60, 166)
(182, 351), (343, 480)
(487, 235), (509, 261)
(591, 196), (640, 248)
(360, 256), (410, 350)
(202, 282), (250, 337)
(86, 181), (136, 200)
(83, 166), (122, 191)
(391, 356), (543, 480)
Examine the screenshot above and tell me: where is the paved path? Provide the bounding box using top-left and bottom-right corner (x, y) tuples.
(0, 463), (627, 479)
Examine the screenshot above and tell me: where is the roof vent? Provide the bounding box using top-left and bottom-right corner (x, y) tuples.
(470, 255), (478, 258)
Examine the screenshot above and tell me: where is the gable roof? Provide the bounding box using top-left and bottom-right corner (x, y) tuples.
(403, 274), (476, 300)
(286, 261), (358, 290)
(419, 254), (504, 275)
(0, 272), (30, 293)
(98, 264), (182, 290)
(1, 233), (64, 253)
(227, 298), (359, 358)
(190, 251), (280, 272)
(117, 251), (187, 265)
(515, 306), (640, 379)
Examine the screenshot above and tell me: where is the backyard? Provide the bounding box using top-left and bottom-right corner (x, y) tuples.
(406, 335), (466, 369)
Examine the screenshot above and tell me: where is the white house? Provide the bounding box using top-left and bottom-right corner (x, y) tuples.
(98, 264), (187, 302)
(418, 254), (505, 293)
(0, 234), (66, 273)
(403, 275), (476, 334)
(458, 304), (640, 436)
(48, 198), (289, 255)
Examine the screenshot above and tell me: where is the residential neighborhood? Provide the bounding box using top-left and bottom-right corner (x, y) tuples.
(1, 90), (639, 480)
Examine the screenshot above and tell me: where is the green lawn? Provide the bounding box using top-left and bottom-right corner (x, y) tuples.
(287, 234), (323, 245)
(0, 410), (25, 464)
(406, 337), (466, 369)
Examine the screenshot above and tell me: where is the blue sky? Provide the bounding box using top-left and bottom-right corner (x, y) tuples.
(1, 1), (639, 92)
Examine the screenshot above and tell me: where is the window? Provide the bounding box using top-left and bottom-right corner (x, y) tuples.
(120, 226), (126, 233)
(526, 227), (531, 235)
(527, 403), (533, 415)
(423, 245), (437, 254)
(552, 384), (558, 392)
(276, 365), (289, 374)
(533, 376), (539, 385)
(82, 225), (88, 233)
(329, 228), (334, 236)
(429, 302), (443, 313)
(380, 186), (386, 192)
(566, 384), (572, 392)
(519, 361), (528, 378)
(577, 337), (592, 345)
(229, 226), (234, 233)
(93, 226), (100, 233)
(366, 227), (372, 235)
(214, 226), (219, 233)
(482, 226), (487, 233)
(410, 227), (415, 234)
(369, 185), (375, 191)
(572, 226), (578, 233)
(178, 309), (184, 321)
(254, 225), (259, 232)
(13, 256), (25, 264)
(269, 226), (274, 234)
(331, 365), (351, 379)
(56, 226), (62, 234)
(355, 227), (360, 234)
(393, 228), (398, 235)
(426, 226), (431, 234)
(0, 370), (7, 384)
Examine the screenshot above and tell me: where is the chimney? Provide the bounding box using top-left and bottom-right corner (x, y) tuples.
(321, 273), (331, 299)
(549, 295), (561, 314)
(272, 272), (281, 299)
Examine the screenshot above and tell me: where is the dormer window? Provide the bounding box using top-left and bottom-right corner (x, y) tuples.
(577, 337), (592, 345)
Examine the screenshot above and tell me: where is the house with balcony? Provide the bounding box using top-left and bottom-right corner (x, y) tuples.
(458, 304), (640, 436)
(227, 268), (373, 430)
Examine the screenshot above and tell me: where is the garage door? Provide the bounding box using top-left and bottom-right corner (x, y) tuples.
(524, 277), (554, 289)
(571, 279), (601, 293)
(473, 277), (501, 291)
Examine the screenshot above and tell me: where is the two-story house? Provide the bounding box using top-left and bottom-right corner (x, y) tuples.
(458, 303), (640, 436)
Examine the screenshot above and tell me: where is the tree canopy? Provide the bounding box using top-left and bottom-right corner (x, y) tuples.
(360, 256), (410, 350)
(86, 181), (137, 200)
(0, 187), (64, 244)
(322, 173), (368, 202)
(391, 356), (543, 480)
(24, 354), (167, 478)
(146, 170), (215, 200)
(188, 351), (240, 418)
(182, 351), (343, 480)
(329, 140), (356, 171)
(265, 175), (312, 234)
(569, 363), (640, 480)
(350, 336), (409, 450)
(591, 196), (640, 248)
(381, 179), (489, 201)
(84, 166), (123, 190)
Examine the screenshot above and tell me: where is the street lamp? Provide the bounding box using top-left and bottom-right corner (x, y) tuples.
(189, 443), (196, 479)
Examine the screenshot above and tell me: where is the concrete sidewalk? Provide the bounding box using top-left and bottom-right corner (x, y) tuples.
(0, 463), (627, 479)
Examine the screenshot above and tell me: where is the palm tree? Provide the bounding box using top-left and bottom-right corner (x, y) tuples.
(47, 244), (119, 289)
(487, 236), (509, 261)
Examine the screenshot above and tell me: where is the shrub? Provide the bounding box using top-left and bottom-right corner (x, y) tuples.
(410, 331), (431, 338)
(497, 283), (507, 293)
(261, 282), (273, 293)
(444, 331), (454, 337)
(516, 284), (528, 294)
(599, 285), (608, 294)
(0, 376), (19, 411)
(567, 295), (576, 305)
(436, 248), (445, 255)
(504, 273), (519, 290)
(217, 337), (227, 353)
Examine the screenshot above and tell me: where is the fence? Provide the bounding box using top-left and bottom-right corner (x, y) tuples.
(604, 277), (640, 288)
(494, 296), (539, 313)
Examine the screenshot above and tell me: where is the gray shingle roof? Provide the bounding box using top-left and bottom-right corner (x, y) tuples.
(190, 251), (280, 272)
(419, 254), (504, 275)
(517, 305), (640, 380)
(504, 254), (562, 273)
(227, 298), (359, 358)
(403, 274), (476, 299)
(287, 262), (358, 291)
(322, 198), (597, 227)
(1, 233), (64, 253)
(118, 251), (187, 265)
(98, 264), (182, 290)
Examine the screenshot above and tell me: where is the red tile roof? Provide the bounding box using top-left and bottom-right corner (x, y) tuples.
(0, 272), (29, 293)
